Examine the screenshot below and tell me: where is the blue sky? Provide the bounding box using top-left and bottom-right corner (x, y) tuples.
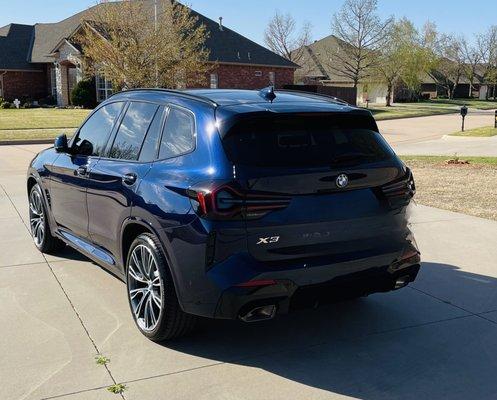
(1, 0), (495, 45)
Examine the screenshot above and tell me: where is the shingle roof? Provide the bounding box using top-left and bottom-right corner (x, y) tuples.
(1, 2), (297, 70)
(0, 24), (39, 70)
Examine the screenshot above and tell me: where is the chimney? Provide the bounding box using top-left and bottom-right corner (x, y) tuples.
(218, 17), (223, 31)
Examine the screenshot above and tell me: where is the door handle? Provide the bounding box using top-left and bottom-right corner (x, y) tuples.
(76, 166), (88, 176)
(122, 173), (137, 186)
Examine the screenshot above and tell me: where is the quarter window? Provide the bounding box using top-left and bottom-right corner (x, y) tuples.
(72, 102), (124, 156)
(159, 107), (195, 159)
(109, 102), (159, 160)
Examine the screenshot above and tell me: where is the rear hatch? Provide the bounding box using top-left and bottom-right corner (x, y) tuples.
(220, 112), (414, 266)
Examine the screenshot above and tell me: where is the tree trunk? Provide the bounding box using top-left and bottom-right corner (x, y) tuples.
(386, 82), (392, 107)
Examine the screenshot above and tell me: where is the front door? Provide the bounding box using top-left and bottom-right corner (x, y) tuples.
(49, 101), (125, 238)
(86, 101), (162, 268)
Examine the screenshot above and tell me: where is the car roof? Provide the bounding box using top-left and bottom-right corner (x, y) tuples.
(108, 88), (368, 116)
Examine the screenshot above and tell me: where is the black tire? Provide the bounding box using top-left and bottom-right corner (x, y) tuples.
(28, 183), (65, 254)
(126, 233), (197, 342)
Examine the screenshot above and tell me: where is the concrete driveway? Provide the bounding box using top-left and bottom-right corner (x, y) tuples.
(1, 144), (497, 400)
(377, 109), (496, 145)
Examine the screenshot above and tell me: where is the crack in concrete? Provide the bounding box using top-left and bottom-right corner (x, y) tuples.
(0, 183), (126, 400)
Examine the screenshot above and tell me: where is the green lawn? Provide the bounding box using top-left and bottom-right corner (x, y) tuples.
(430, 98), (497, 110)
(0, 108), (90, 130)
(0, 128), (77, 141)
(369, 98), (497, 121)
(0, 108), (89, 141)
(449, 126), (497, 137)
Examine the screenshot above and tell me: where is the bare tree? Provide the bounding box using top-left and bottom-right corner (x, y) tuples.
(76, 0), (210, 90)
(477, 26), (497, 99)
(264, 12), (312, 63)
(330, 0), (392, 87)
(435, 34), (466, 99)
(461, 38), (482, 97)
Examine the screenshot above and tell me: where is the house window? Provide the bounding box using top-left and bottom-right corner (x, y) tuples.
(269, 71), (276, 85)
(50, 67), (57, 96)
(96, 74), (113, 102)
(210, 73), (218, 89)
(255, 71), (262, 77)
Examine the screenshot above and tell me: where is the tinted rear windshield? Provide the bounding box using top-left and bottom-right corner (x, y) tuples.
(222, 114), (394, 168)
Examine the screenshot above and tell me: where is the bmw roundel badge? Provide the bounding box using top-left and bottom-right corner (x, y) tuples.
(336, 173), (349, 189)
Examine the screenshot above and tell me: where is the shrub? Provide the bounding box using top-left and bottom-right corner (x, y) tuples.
(71, 79), (96, 108)
(0, 102), (12, 109)
(22, 102), (31, 109)
(39, 95), (57, 106)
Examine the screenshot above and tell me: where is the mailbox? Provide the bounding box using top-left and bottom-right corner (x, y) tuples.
(460, 105), (468, 117)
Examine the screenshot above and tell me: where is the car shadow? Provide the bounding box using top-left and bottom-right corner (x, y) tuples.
(160, 262), (497, 399)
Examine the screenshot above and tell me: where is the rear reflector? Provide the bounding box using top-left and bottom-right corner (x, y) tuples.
(235, 279), (277, 288)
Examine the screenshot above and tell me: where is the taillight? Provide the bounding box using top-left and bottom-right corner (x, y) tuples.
(187, 183), (291, 220)
(378, 167), (415, 209)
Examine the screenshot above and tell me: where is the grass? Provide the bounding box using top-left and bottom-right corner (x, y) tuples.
(0, 108), (88, 141)
(401, 155), (497, 221)
(0, 128), (76, 141)
(430, 98), (497, 110)
(0, 108), (90, 130)
(369, 98), (497, 121)
(449, 126), (497, 137)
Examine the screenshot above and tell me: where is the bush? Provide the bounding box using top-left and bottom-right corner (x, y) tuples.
(0, 102), (12, 109)
(39, 95), (57, 106)
(22, 102), (32, 109)
(71, 79), (96, 108)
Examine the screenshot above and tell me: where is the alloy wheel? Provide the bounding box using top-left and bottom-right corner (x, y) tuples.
(29, 189), (45, 247)
(128, 244), (163, 331)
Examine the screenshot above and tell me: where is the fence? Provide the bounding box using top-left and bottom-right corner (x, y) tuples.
(282, 85), (357, 106)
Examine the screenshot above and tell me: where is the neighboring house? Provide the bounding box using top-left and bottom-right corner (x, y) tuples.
(294, 35), (389, 105)
(295, 34), (496, 103)
(0, 3), (297, 106)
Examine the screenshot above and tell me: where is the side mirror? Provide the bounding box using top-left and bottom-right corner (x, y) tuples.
(54, 134), (68, 153)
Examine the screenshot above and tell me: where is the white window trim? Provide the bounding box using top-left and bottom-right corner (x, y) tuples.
(210, 73), (218, 89)
(96, 73), (113, 102)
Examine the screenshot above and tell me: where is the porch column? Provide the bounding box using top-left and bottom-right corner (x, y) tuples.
(55, 62), (69, 106)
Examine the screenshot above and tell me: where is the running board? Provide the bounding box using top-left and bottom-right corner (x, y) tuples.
(59, 230), (116, 266)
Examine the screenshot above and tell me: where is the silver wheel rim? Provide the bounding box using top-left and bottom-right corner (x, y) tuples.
(128, 244), (163, 332)
(29, 189), (45, 247)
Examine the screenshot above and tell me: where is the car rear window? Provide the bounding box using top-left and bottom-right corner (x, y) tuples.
(222, 114), (394, 168)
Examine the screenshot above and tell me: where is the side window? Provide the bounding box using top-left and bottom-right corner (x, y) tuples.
(139, 106), (164, 162)
(109, 102), (159, 160)
(159, 107), (195, 159)
(72, 102), (123, 156)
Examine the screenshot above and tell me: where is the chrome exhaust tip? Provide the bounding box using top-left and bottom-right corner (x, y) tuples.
(394, 275), (410, 289)
(239, 305), (276, 322)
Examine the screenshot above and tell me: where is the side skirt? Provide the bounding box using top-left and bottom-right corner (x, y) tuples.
(56, 229), (125, 281)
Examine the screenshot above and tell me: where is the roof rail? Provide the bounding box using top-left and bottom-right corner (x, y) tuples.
(275, 89), (350, 106)
(108, 88), (218, 107)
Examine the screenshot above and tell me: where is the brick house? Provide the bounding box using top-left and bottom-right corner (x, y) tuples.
(0, 3), (297, 106)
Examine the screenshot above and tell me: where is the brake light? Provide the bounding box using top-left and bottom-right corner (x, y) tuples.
(379, 167), (415, 209)
(188, 183), (291, 220)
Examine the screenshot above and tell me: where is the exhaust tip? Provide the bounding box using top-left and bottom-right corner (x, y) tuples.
(239, 305), (276, 322)
(394, 275), (410, 289)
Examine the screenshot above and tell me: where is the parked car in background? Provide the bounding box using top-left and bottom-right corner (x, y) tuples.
(26, 87), (420, 341)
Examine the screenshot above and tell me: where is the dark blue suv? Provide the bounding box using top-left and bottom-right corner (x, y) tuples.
(27, 88), (420, 341)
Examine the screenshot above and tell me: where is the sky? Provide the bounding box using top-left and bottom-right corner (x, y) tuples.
(1, 0), (496, 46)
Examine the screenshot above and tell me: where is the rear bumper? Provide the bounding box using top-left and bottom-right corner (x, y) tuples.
(214, 262), (420, 320)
